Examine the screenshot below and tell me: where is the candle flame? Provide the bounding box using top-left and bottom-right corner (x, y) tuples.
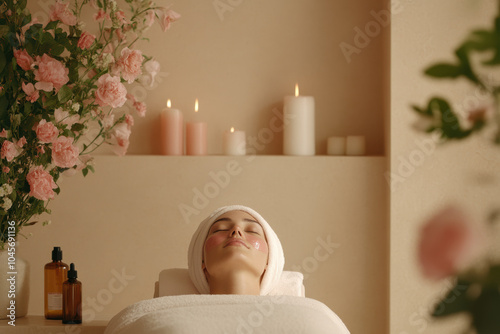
(195, 98), (199, 113)
(167, 99), (171, 108)
(230, 127), (235, 133)
(295, 83), (299, 97)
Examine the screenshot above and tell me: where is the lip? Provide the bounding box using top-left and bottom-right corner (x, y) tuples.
(224, 239), (249, 249)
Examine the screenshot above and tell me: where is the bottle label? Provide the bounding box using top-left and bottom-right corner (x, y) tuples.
(48, 293), (63, 310)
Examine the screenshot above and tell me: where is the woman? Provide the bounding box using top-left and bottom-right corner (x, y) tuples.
(188, 205), (285, 295)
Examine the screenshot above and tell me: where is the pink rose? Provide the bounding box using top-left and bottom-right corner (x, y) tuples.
(26, 166), (58, 201)
(1, 141), (20, 162)
(133, 101), (146, 117)
(144, 10), (155, 28)
(22, 82), (39, 102)
(116, 48), (143, 83)
(36, 119), (59, 143)
(418, 206), (485, 280)
(125, 114), (134, 127)
(0, 129), (7, 138)
(50, 1), (77, 26)
(110, 122), (131, 156)
(2, 166), (10, 173)
(94, 9), (110, 21)
(16, 136), (27, 148)
(94, 74), (127, 108)
(52, 136), (79, 168)
(34, 54), (70, 92)
(155, 8), (180, 32)
(13, 49), (34, 71)
(77, 31), (96, 50)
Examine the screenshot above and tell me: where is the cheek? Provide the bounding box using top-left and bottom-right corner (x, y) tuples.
(204, 234), (225, 253)
(247, 235), (268, 253)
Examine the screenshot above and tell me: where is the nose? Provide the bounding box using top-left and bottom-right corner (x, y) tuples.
(229, 226), (243, 238)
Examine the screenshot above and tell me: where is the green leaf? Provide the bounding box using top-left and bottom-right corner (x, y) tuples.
(0, 26), (9, 39)
(71, 123), (84, 132)
(472, 288), (500, 333)
(44, 21), (58, 31)
(411, 104), (433, 117)
(0, 51), (5, 75)
(57, 85), (72, 103)
(432, 279), (471, 317)
(425, 63), (463, 78)
(82, 168), (88, 177)
(23, 102), (31, 116)
(87, 165), (95, 173)
(17, 0), (27, 10)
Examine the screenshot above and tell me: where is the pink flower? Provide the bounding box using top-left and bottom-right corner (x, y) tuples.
(26, 166), (58, 201)
(155, 8), (180, 32)
(133, 101), (146, 117)
(16, 136), (27, 148)
(13, 49), (34, 71)
(115, 10), (127, 25)
(94, 9), (110, 21)
(2, 166), (10, 173)
(110, 122), (131, 156)
(37, 146), (45, 154)
(52, 136), (79, 168)
(94, 74), (127, 108)
(144, 10), (155, 28)
(22, 82), (40, 102)
(102, 113), (115, 128)
(125, 114), (134, 127)
(115, 28), (127, 43)
(1, 141), (20, 162)
(36, 119), (59, 143)
(116, 48), (143, 84)
(34, 54), (70, 92)
(418, 206), (485, 280)
(77, 31), (96, 50)
(0, 129), (7, 138)
(50, 1), (77, 26)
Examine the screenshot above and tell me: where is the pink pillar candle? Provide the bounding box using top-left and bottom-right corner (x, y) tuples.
(186, 122), (207, 155)
(160, 100), (183, 155)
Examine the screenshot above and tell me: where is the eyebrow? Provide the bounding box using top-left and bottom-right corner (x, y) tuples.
(213, 217), (259, 224)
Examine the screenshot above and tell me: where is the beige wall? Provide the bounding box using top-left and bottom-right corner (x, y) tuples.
(18, 156), (388, 333)
(26, 0), (386, 156)
(391, 0), (500, 333)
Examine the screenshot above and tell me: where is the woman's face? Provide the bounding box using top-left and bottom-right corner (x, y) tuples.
(203, 210), (269, 279)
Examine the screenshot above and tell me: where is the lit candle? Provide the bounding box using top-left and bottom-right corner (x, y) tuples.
(186, 98), (208, 155)
(327, 136), (346, 156)
(223, 127), (246, 156)
(160, 99), (183, 155)
(283, 83), (315, 156)
(346, 136), (366, 156)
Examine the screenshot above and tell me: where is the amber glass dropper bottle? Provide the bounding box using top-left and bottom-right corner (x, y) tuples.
(44, 247), (69, 319)
(63, 263), (82, 324)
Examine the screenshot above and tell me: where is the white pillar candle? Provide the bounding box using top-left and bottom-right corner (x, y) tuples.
(223, 127), (246, 155)
(346, 136), (366, 156)
(160, 99), (183, 155)
(283, 84), (315, 156)
(327, 136), (346, 155)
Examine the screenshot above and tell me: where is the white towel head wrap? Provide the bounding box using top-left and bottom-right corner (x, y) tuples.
(188, 205), (284, 295)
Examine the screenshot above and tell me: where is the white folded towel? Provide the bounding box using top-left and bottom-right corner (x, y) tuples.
(187, 205), (285, 295)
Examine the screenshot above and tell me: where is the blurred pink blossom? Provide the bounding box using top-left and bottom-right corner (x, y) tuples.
(116, 48), (143, 83)
(16, 137), (27, 148)
(36, 119), (59, 144)
(52, 136), (79, 168)
(77, 31), (96, 49)
(133, 101), (146, 117)
(13, 49), (34, 71)
(94, 9), (110, 21)
(0, 129), (7, 138)
(34, 54), (70, 92)
(22, 82), (39, 102)
(50, 1), (77, 26)
(1, 141), (20, 162)
(94, 74), (127, 108)
(110, 122), (131, 156)
(2, 166), (10, 173)
(26, 166), (58, 201)
(155, 8), (180, 32)
(418, 206), (486, 280)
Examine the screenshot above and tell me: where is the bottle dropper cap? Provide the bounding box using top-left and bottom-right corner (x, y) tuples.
(68, 263), (77, 279)
(51, 247), (62, 261)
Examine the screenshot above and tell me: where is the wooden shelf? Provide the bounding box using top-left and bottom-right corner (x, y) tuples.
(0, 316), (107, 334)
